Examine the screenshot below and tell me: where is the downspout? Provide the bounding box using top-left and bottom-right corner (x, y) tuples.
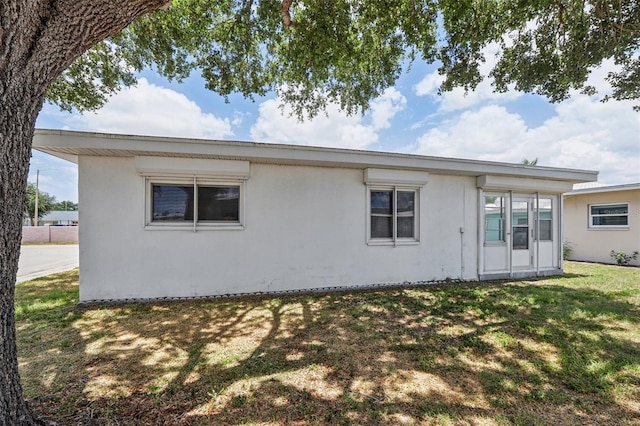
(477, 188), (483, 280)
(393, 185), (398, 248)
(559, 195), (564, 272)
(460, 183), (465, 279)
(193, 176), (198, 233)
(508, 191), (513, 278)
(535, 192), (540, 277)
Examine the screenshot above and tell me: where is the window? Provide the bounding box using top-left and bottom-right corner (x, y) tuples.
(146, 178), (243, 230)
(484, 195), (505, 243)
(368, 187), (418, 244)
(534, 198), (552, 241)
(589, 203), (629, 228)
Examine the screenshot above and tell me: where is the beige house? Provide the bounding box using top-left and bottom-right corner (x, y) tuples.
(564, 183), (640, 266)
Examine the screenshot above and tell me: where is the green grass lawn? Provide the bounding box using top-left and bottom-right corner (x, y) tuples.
(16, 262), (640, 425)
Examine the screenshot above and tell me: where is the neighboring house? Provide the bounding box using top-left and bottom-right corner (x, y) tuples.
(40, 210), (79, 226)
(564, 183), (640, 266)
(33, 129), (597, 303)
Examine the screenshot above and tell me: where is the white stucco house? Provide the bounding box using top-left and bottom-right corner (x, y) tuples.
(564, 183), (640, 266)
(33, 129), (598, 302)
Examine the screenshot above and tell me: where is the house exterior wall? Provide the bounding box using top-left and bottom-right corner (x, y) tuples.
(564, 189), (640, 265)
(78, 156), (479, 302)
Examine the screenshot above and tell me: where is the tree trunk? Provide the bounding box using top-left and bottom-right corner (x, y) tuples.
(0, 1), (171, 423)
(0, 86), (49, 426)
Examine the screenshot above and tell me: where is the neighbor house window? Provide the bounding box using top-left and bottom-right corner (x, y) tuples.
(147, 178), (243, 230)
(484, 194), (505, 243)
(368, 187), (419, 244)
(589, 203), (629, 228)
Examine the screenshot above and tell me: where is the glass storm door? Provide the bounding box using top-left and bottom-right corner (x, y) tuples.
(511, 196), (533, 269)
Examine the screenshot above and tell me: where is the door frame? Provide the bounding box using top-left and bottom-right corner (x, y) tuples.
(480, 191), (560, 279)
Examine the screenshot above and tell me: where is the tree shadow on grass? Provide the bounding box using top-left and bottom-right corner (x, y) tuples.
(17, 270), (640, 425)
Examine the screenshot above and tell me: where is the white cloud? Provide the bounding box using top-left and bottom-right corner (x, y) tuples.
(369, 88), (407, 131)
(70, 78), (234, 139)
(415, 105), (531, 161)
(28, 152), (79, 202)
(413, 95), (640, 185)
(415, 72), (444, 97)
(414, 44), (522, 112)
(250, 88), (407, 149)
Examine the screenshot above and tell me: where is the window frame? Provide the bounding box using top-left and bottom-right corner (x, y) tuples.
(145, 177), (245, 231)
(588, 203), (629, 229)
(366, 185), (420, 246)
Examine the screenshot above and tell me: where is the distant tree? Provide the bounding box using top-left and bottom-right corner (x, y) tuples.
(52, 201), (78, 211)
(24, 183), (56, 226)
(522, 158), (539, 166)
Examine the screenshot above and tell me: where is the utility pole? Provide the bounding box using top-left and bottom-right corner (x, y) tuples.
(34, 169), (39, 226)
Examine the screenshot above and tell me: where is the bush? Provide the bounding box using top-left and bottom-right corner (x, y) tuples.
(609, 250), (639, 266)
(563, 241), (573, 260)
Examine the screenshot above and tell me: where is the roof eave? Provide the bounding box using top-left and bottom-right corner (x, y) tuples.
(33, 129), (598, 184)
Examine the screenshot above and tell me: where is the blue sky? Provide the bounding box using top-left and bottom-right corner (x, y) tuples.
(33, 55), (640, 203)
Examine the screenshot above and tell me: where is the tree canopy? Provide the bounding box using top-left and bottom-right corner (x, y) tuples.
(49, 0), (640, 117)
(52, 201), (79, 212)
(24, 184), (56, 226)
(1, 0), (639, 424)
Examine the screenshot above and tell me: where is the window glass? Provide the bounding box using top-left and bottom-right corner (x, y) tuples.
(371, 191), (392, 215)
(591, 204), (628, 215)
(369, 189), (417, 241)
(593, 216), (628, 226)
(535, 198), (553, 241)
(198, 186), (240, 221)
(590, 203), (629, 227)
(512, 201), (529, 250)
(371, 216), (393, 238)
(152, 185), (193, 221)
(539, 220), (552, 241)
(397, 191), (415, 238)
(484, 195), (505, 242)
(371, 190), (393, 239)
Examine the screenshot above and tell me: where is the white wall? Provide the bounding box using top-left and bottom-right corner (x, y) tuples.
(564, 189), (640, 265)
(78, 156), (479, 301)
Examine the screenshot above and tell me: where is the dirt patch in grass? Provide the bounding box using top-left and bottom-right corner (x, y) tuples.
(17, 262), (640, 425)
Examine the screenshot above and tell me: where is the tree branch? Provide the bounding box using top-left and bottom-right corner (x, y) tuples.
(281, 0), (295, 28)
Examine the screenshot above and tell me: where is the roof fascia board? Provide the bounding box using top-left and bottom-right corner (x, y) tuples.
(565, 183), (640, 195)
(33, 129), (598, 183)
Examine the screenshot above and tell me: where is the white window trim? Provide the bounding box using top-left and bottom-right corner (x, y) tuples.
(366, 185), (420, 246)
(588, 202), (629, 229)
(144, 176), (246, 231)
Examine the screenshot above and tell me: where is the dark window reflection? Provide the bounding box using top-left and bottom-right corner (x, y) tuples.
(371, 191), (392, 215)
(198, 186), (240, 221)
(371, 216), (392, 238)
(397, 191), (415, 238)
(370, 190), (415, 239)
(152, 185), (193, 221)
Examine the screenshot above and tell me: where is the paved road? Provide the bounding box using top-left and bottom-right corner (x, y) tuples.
(17, 244), (79, 283)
